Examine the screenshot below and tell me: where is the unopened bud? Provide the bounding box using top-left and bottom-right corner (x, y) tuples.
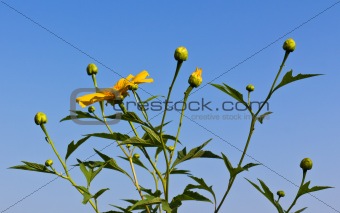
(133, 153), (140, 159)
(246, 84), (255, 92)
(174, 46), (188, 61)
(283, 38), (296, 53)
(168, 146), (175, 152)
(188, 68), (203, 88)
(86, 63), (98, 75)
(45, 159), (53, 167)
(88, 106), (96, 113)
(34, 112), (48, 125)
(300, 158), (313, 171)
(277, 190), (285, 198)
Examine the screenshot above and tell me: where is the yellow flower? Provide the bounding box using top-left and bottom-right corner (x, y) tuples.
(188, 67), (203, 87)
(76, 70), (153, 108)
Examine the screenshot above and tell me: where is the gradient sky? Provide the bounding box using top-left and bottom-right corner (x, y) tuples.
(1, 1), (340, 213)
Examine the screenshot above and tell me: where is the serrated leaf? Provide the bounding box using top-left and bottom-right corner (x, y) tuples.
(141, 126), (161, 144)
(185, 176), (216, 204)
(140, 187), (162, 197)
(65, 136), (91, 160)
(297, 181), (333, 197)
(60, 110), (102, 122)
(273, 70), (322, 92)
(86, 132), (130, 142)
(10, 161), (54, 174)
(257, 111), (272, 124)
(246, 178), (284, 213)
(210, 83), (248, 107)
(172, 190), (212, 203)
(161, 200), (172, 213)
(94, 149), (132, 180)
(171, 139), (221, 169)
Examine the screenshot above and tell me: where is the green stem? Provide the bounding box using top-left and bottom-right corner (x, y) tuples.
(255, 52), (290, 116)
(169, 86), (193, 163)
(159, 61), (183, 201)
(40, 124), (98, 212)
(286, 170), (307, 213)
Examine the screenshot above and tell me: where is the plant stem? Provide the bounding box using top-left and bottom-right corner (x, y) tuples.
(255, 52), (289, 116)
(159, 61), (183, 201)
(169, 86), (193, 163)
(40, 124), (99, 212)
(286, 170), (307, 213)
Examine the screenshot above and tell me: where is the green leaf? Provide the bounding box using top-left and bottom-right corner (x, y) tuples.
(65, 136), (91, 160)
(222, 153), (260, 177)
(60, 110), (102, 122)
(185, 176), (216, 204)
(106, 111), (149, 126)
(92, 188), (109, 200)
(161, 200), (172, 213)
(140, 187), (162, 197)
(172, 190), (212, 203)
(121, 137), (163, 148)
(94, 149), (132, 179)
(210, 83), (248, 107)
(257, 111), (272, 124)
(297, 181), (333, 197)
(246, 178), (284, 213)
(10, 161), (54, 174)
(77, 160), (91, 186)
(273, 70), (322, 92)
(119, 156), (149, 171)
(170, 168), (191, 175)
(141, 126), (161, 144)
(171, 139), (221, 169)
(86, 132), (130, 142)
(75, 185), (92, 204)
(294, 207), (307, 213)
(127, 196), (163, 211)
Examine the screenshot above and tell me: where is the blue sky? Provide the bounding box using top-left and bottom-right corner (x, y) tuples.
(1, 1), (340, 212)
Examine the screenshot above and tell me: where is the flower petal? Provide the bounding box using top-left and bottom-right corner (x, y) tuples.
(76, 92), (114, 108)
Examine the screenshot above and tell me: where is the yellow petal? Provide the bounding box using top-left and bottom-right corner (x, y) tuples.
(133, 70), (154, 83)
(76, 92), (114, 108)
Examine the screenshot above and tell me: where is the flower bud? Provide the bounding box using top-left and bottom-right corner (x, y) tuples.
(246, 84), (255, 92)
(126, 144), (131, 148)
(34, 112), (48, 125)
(188, 68), (203, 88)
(277, 190), (285, 198)
(45, 159), (53, 167)
(133, 153), (140, 159)
(283, 38), (296, 53)
(174, 46), (188, 61)
(168, 146), (175, 152)
(128, 84), (139, 91)
(88, 106), (96, 113)
(86, 63), (98, 75)
(300, 158), (313, 171)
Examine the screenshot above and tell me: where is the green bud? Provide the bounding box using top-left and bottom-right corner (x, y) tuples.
(133, 153), (140, 159)
(128, 84), (139, 91)
(168, 146), (175, 152)
(126, 144), (131, 148)
(45, 159), (53, 167)
(300, 158), (313, 171)
(88, 106), (96, 113)
(174, 46), (188, 61)
(246, 84), (255, 92)
(277, 190), (285, 198)
(34, 112), (48, 125)
(86, 63), (98, 75)
(283, 38), (296, 53)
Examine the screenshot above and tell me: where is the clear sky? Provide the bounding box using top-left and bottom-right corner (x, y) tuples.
(1, 1), (340, 213)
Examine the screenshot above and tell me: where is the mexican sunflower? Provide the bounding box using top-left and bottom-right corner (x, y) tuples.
(76, 70), (153, 108)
